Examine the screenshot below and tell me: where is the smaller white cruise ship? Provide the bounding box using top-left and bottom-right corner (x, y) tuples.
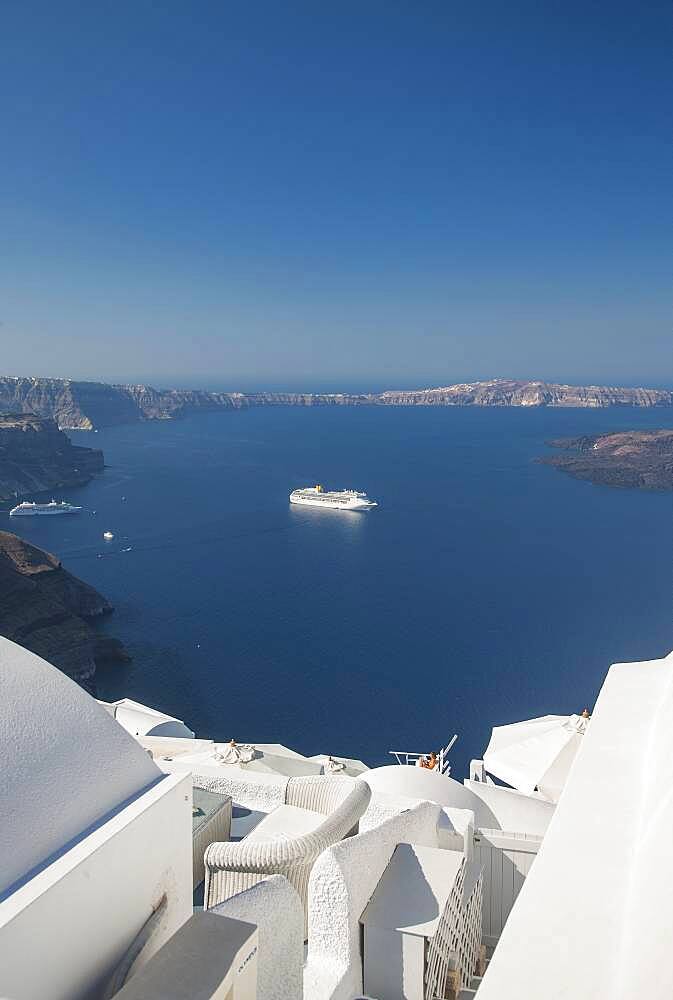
(9, 500), (83, 517)
(289, 485), (378, 510)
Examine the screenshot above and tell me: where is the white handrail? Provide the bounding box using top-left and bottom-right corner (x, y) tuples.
(388, 734), (458, 775)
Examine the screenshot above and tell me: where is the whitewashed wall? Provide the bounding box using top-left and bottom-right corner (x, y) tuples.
(360, 790), (473, 855)
(0, 637), (162, 898)
(304, 800), (441, 1000)
(474, 828), (542, 946)
(160, 757), (289, 813)
(213, 875), (304, 1000)
(463, 779), (555, 837)
(0, 773), (193, 1000)
(478, 651), (673, 1000)
(614, 653), (673, 999)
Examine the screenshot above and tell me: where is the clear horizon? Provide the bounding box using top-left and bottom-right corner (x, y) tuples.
(2, 2), (671, 383)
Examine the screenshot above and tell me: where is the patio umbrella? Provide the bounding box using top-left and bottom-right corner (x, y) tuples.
(483, 713), (589, 802)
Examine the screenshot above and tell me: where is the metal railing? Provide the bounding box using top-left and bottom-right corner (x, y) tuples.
(389, 735), (458, 775)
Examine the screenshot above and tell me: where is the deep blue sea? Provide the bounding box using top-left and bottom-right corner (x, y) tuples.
(6, 407), (671, 776)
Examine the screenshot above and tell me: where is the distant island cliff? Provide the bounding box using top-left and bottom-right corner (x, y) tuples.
(0, 531), (129, 687)
(0, 413), (104, 500)
(0, 376), (671, 430)
(540, 430), (673, 491)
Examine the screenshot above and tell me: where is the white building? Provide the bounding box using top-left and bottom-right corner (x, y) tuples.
(0, 632), (671, 1000)
(0, 637), (193, 1000)
(478, 649), (673, 1000)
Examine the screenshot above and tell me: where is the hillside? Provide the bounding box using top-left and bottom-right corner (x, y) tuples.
(0, 531), (129, 687)
(0, 376), (671, 430)
(540, 430), (673, 491)
(0, 413), (103, 500)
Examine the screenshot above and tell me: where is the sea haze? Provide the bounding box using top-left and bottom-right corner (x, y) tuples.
(8, 406), (671, 776)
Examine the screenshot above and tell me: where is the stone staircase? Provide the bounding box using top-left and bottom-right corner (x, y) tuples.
(456, 946), (492, 998)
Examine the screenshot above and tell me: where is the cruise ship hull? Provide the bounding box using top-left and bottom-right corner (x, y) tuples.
(289, 487), (377, 511)
(9, 505), (82, 517)
(290, 495), (376, 511)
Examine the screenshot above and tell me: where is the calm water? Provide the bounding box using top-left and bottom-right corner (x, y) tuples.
(7, 407), (671, 775)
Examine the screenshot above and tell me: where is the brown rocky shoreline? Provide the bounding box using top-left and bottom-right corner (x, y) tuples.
(539, 430), (673, 491)
(0, 412), (103, 500)
(0, 530), (130, 688)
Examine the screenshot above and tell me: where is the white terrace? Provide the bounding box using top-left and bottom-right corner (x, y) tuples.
(0, 634), (671, 1000)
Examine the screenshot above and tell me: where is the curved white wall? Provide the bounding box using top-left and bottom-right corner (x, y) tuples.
(0, 638), (161, 897)
(463, 780), (554, 837)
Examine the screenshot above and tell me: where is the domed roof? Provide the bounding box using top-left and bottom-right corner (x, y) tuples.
(0, 637), (161, 898)
(365, 764), (487, 811)
(364, 763), (506, 828)
(364, 764), (554, 833)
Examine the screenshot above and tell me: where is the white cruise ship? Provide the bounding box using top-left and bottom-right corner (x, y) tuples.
(290, 485), (378, 510)
(9, 500), (83, 517)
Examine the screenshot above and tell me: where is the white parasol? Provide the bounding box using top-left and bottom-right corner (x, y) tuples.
(483, 713), (589, 802)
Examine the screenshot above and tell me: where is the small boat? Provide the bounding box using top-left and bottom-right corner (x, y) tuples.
(103, 531), (114, 541)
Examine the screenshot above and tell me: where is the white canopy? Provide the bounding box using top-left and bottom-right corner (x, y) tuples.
(98, 697), (195, 739)
(483, 714), (588, 802)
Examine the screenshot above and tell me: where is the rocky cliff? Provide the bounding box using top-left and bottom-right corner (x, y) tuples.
(1, 376), (671, 430)
(0, 531), (130, 686)
(376, 380), (673, 408)
(539, 430), (673, 491)
(0, 413), (104, 500)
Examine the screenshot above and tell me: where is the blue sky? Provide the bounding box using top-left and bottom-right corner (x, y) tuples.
(1, 1), (671, 388)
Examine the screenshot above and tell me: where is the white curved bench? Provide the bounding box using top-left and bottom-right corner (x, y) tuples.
(203, 776), (371, 935)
